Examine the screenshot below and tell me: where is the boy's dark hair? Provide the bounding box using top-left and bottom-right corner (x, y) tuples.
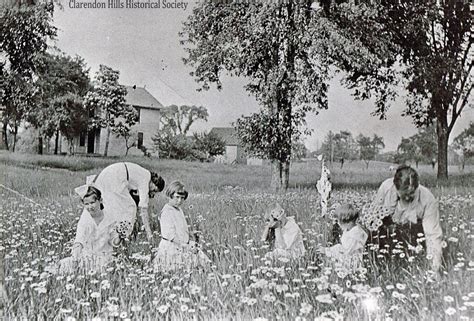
(394, 165), (419, 191)
(336, 203), (360, 224)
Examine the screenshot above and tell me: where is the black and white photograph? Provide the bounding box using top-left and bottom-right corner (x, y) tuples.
(1, 0), (473, 320)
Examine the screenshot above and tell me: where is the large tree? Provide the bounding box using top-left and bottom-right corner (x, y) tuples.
(322, 0), (472, 180)
(83, 65), (135, 157)
(34, 53), (90, 154)
(0, 0), (56, 150)
(181, 1), (330, 190)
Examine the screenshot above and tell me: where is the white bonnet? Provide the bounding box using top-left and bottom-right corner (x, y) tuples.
(74, 175), (98, 199)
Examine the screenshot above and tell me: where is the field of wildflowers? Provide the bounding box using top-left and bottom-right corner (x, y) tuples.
(1, 156), (473, 320)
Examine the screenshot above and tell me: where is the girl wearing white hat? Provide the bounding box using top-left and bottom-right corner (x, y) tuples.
(261, 204), (306, 260)
(53, 183), (121, 274)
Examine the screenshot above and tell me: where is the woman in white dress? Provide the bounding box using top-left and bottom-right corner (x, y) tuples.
(89, 162), (165, 241)
(152, 181), (210, 272)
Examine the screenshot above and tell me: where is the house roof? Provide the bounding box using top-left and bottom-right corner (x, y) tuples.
(125, 86), (164, 110)
(210, 127), (241, 146)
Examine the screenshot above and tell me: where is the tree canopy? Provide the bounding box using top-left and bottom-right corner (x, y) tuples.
(0, 1), (56, 150)
(181, 1), (330, 190)
(34, 53), (91, 153)
(323, 0), (472, 179)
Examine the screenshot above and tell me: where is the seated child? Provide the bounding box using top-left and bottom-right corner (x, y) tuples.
(261, 204), (305, 260)
(320, 203), (368, 276)
(152, 181), (210, 272)
(53, 184), (121, 274)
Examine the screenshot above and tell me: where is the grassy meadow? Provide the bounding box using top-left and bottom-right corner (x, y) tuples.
(1, 151), (473, 320)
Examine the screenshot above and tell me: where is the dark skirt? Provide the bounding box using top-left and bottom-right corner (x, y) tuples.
(366, 215), (428, 272)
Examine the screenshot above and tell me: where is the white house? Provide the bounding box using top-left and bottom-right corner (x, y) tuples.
(64, 86), (163, 156)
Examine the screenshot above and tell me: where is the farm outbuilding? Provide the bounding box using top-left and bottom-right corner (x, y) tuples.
(210, 127), (247, 164)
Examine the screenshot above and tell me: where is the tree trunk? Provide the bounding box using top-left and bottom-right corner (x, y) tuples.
(283, 160), (290, 190)
(54, 129), (59, 155)
(68, 139), (75, 155)
(12, 124), (18, 152)
(2, 121), (9, 150)
(125, 138), (130, 156)
(104, 125), (110, 157)
(38, 135), (43, 155)
(270, 160), (283, 192)
(436, 118), (449, 180)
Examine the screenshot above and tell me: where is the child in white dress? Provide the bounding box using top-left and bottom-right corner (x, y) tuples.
(152, 181), (210, 272)
(54, 184), (121, 274)
(261, 204), (305, 260)
(320, 203), (368, 276)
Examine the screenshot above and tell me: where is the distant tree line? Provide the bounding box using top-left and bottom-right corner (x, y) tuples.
(318, 131), (384, 168)
(316, 122), (474, 169)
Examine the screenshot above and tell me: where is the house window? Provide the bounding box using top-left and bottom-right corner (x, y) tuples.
(137, 132), (144, 149)
(79, 132), (86, 147)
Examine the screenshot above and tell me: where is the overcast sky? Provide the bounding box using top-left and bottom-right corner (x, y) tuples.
(51, 1), (473, 151)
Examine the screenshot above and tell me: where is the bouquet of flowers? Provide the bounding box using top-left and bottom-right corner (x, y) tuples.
(115, 221), (134, 240)
(358, 203), (392, 232)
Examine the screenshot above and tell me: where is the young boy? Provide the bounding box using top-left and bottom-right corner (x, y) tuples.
(320, 204), (368, 276)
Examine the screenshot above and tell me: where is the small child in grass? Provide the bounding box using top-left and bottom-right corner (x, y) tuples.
(261, 204), (305, 260)
(152, 181), (210, 272)
(319, 203), (368, 276)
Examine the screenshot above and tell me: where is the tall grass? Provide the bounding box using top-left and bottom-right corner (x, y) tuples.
(1, 152), (473, 320)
